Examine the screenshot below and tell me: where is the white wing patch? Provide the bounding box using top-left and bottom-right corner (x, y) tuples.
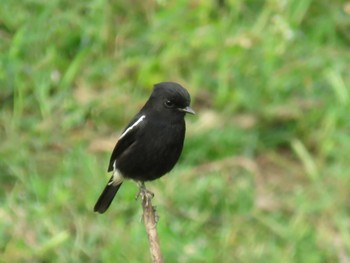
(107, 115), (145, 186)
(119, 115), (146, 140)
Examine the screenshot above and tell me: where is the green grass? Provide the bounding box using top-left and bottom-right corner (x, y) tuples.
(1, 0), (350, 262)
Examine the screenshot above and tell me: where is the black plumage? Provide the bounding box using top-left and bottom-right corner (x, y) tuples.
(94, 82), (194, 213)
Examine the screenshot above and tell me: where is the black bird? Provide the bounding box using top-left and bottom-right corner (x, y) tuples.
(94, 82), (195, 213)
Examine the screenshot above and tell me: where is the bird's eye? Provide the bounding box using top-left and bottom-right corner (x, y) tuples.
(164, 100), (175, 108)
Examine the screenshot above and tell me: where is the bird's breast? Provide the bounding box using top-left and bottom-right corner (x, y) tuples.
(117, 120), (186, 181)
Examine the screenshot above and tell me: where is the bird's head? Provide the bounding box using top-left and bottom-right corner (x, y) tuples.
(150, 82), (195, 116)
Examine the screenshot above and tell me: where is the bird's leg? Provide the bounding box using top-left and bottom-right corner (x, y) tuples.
(136, 181), (159, 223)
(136, 181), (154, 206)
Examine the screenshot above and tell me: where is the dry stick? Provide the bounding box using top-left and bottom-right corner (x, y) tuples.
(141, 195), (164, 263)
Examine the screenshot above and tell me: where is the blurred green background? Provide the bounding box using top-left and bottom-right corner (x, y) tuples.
(1, 0), (350, 262)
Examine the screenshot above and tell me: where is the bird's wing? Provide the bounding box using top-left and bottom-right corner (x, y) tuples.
(107, 115), (146, 172)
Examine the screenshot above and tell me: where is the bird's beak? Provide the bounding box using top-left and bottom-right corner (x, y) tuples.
(179, 106), (195, 115)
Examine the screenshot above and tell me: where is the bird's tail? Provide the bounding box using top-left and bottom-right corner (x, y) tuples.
(94, 179), (123, 213)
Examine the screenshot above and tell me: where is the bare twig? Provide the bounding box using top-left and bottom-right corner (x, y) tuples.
(141, 195), (164, 263)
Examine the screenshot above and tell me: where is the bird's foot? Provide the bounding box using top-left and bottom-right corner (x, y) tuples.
(136, 182), (154, 206)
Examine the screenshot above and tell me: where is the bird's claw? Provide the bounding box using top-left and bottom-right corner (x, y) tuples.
(136, 182), (154, 206)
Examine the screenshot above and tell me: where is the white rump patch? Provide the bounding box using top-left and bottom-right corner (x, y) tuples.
(108, 167), (124, 186)
(119, 115), (146, 140)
